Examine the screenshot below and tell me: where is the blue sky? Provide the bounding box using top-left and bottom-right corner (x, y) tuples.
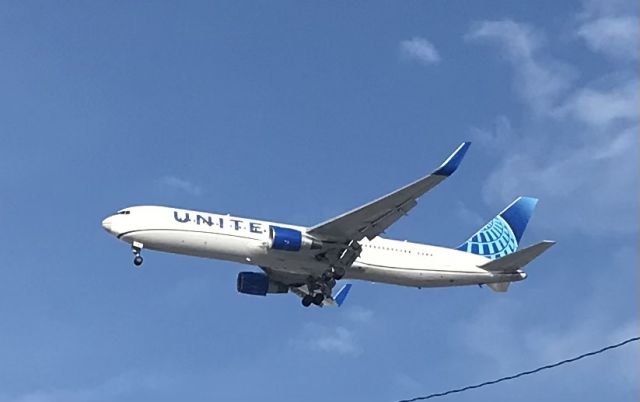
(0, 1), (637, 401)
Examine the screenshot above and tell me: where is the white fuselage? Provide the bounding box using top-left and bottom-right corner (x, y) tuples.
(102, 206), (524, 288)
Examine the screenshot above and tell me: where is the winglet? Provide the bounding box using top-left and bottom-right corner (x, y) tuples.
(334, 284), (352, 307)
(433, 142), (472, 176)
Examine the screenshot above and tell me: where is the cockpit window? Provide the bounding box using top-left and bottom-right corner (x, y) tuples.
(116, 210), (131, 215)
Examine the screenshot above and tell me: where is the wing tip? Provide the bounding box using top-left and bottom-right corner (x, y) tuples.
(433, 141), (472, 177)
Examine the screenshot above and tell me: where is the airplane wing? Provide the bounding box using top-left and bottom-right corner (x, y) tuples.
(257, 142), (470, 306)
(308, 142), (471, 243)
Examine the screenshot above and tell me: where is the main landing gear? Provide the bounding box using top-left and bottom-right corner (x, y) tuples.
(301, 293), (325, 307)
(301, 267), (344, 307)
(131, 241), (144, 267)
(323, 266), (345, 281)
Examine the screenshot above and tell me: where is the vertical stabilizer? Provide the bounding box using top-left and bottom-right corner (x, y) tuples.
(457, 197), (538, 260)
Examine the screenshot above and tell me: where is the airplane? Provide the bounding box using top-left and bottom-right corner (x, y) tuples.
(101, 142), (555, 308)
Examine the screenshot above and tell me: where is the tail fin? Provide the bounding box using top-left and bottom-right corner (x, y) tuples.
(457, 197), (538, 260)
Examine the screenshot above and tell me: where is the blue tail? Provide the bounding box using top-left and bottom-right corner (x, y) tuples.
(457, 197), (538, 260)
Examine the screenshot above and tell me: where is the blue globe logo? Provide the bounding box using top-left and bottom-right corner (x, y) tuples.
(460, 216), (518, 259)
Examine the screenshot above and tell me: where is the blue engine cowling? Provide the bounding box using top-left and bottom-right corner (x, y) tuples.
(269, 226), (322, 252)
(237, 272), (288, 296)
(237, 272), (269, 295)
(270, 226), (302, 251)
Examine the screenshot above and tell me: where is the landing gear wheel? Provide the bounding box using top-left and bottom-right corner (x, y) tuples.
(131, 241), (144, 267)
(333, 266), (346, 280)
(312, 293), (324, 306)
(301, 295), (313, 307)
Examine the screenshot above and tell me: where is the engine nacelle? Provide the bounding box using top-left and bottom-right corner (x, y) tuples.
(236, 272), (288, 296)
(269, 226), (322, 252)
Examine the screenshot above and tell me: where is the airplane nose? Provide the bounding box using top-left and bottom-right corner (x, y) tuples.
(102, 217), (114, 233)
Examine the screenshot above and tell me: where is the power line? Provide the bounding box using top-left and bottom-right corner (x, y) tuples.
(398, 336), (639, 402)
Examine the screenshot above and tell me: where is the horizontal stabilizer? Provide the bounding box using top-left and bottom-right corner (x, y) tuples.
(480, 240), (555, 273)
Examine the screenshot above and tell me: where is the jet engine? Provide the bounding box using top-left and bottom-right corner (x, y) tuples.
(269, 226), (322, 252)
(236, 272), (288, 296)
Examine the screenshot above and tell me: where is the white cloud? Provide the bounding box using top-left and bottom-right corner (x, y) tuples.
(579, 0), (636, 16)
(576, 0), (639, 61)
(291, 323), (361, 356)
(466, 18), (638, 236)
(344, 305), (374, 323)
(559, 80), (639, 127)
(455, 295), (639, 394)
(481, 127), (638, 235)
(470, 115), (515, 150)
(400, 37), (441, 65)
(455, 298), (525, 373)
(467, 19), (541, 59)
(524, 318), (640, 392)
(466, 20), (575, 115)
(158, 175), (203, 196)
(577, 16), (639, 60)
(607, 320), (640, 386)
(289, 306), (374, 357)
(311, 326), (360, 355)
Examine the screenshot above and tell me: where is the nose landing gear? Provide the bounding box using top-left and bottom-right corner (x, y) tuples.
(131, 241), (144, 267)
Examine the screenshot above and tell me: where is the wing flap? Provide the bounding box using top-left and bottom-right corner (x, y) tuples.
(357, 198), (417, 239)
